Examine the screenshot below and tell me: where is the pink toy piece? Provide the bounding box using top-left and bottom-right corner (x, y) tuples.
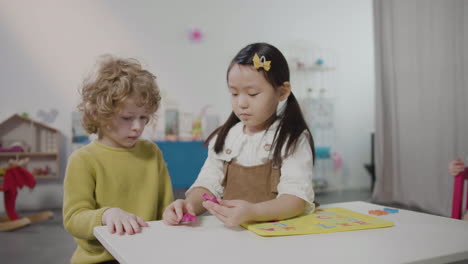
(181, 213), (197, 223)
(0, 146), (23, 152)
(202, 193), (219, 204)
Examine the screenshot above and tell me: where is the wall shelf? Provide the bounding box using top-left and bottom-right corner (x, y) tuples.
(0, 152), (58, 157)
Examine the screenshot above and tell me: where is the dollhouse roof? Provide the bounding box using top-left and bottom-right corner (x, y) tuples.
(0, 114), (58, 133)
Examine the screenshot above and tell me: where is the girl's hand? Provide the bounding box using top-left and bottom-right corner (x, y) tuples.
(449, 158), (466, 176)
(162, 199), (195, 225)
(102, 208), (148, 235)
(203, 199), (256, 227)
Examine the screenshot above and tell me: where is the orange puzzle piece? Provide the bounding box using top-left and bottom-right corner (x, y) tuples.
(368, 210), (389, 216)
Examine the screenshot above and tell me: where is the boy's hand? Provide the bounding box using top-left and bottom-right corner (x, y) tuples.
(102, 208), (148, 235)
(162, 199), (195, 225)
(449, 158), (466, 176)
(203, 199), (256, 227)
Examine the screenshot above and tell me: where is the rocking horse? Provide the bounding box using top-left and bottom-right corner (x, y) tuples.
(0, 157), (53, 231)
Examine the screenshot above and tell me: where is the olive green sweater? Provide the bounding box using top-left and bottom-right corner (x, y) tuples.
(63, 140), (173, 264)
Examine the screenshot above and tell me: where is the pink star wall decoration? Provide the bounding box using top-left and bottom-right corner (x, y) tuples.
(188, 28), (203, 43)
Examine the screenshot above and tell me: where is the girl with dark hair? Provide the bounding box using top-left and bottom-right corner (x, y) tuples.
(163, 43), (316, 227)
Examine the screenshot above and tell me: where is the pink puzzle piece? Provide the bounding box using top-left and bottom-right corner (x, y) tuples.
(181, 213), (197, 223)
(202, 193), (220, 204)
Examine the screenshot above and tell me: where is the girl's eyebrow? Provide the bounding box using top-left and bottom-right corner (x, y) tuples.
(229, 85), (255, 90)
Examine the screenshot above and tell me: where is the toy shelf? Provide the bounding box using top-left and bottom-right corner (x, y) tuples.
(0, 114), (61, 180)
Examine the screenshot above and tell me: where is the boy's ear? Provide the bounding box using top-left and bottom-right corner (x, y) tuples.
(279, 82), (291, 101)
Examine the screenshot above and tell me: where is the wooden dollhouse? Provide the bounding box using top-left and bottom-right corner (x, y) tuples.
(0, 114), (60, 179)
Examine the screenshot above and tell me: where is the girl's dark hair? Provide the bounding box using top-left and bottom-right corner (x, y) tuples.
(205, 42), (315, 166)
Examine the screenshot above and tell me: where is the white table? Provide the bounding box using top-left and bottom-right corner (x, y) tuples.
(94, 201), (468, 264)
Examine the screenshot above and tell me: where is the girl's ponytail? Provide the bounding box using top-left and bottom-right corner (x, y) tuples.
(271, 92), (315, 167)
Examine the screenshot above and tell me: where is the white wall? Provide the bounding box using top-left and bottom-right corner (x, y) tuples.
(0, 0), (374, 212)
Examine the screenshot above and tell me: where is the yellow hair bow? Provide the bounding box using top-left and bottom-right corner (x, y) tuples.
(253, 53), (271, 71)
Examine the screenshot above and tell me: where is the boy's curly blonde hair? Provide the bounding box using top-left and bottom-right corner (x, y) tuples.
(78, 55), (161, 134)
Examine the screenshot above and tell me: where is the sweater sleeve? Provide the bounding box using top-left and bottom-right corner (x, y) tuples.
(155, 148), (174, 220)
(62, 152), (110, 240)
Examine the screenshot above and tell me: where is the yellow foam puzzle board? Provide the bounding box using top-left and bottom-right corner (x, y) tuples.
(242, 208), (394, 237)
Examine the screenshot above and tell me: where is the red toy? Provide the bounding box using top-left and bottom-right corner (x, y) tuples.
(33, 166), (50, 176)
(3, 166), (36, 220)
(0, 158), (53, 231)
